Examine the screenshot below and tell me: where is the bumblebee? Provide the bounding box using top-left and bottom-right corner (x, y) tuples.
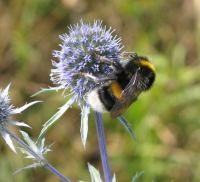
(85, 52), (156, 118)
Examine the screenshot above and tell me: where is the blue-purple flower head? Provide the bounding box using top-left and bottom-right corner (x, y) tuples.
(51, 20), (123, 101)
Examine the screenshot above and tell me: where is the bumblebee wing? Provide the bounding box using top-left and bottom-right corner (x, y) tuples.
(110, 92), (139, 118)
(110, 96), (138, 118)
(110, 71), (142, 118)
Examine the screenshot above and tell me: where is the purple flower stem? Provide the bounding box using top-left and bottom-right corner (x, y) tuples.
(94, 112), (112, 182)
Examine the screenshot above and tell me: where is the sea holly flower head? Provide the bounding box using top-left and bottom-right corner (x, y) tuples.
(0, 84), (13, 122)
(51, 20), (123, 102)
(39, 20), (124, 145)
(0, 84), (40, 152)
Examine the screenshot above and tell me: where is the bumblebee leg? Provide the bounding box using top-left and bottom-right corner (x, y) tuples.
(93, 52), (123, 70)
(97, 76), (116, 82)
(71, 72), (116, 83)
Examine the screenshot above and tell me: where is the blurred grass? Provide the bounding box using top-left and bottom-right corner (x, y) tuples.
(0, 0), (200, 181)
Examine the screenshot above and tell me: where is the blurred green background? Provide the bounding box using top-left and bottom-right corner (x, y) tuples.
(0, 0), (200, 181)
